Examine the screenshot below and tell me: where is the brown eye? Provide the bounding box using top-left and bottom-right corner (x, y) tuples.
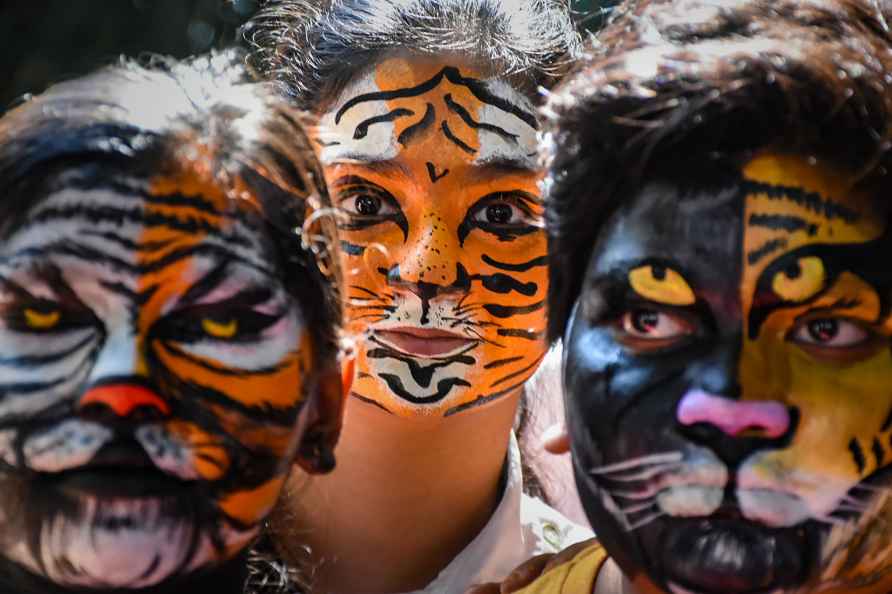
(356, 195), (382, 216)
(619, 308), (692, 341)
(792, 317), (870, 348)
(486, 203), (515, 224)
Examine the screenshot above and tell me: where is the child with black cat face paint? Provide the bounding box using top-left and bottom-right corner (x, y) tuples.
(0, 55), (345, 594)
(476, 0), (892, 593)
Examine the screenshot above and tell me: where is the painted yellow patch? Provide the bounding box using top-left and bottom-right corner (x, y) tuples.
(628, 265), (696, 306)
(202, 318), (238, 339)
(24, 308), (60, 330)
(771, 256), (825, 303)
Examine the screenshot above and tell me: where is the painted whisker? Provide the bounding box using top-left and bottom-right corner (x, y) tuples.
(626, 511), (666, 532)
(589, 451), (684, 476)
(596, 462), (683, 482)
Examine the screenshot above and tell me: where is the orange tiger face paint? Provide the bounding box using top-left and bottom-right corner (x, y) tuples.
(0, 166), (316, 589)
(563, 154), (892, 593)
(319, 57), (547, 417)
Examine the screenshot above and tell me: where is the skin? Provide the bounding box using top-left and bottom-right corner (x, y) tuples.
(320, 55), (548, 418)
(0, 165), (342, 591)
(269, 55), (549, 594)
(560, 152), (892, 594)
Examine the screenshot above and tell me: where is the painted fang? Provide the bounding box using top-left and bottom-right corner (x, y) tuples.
(322, 58), (548, 417)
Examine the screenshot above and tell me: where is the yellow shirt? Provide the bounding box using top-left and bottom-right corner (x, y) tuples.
(514, 543), (608, 594)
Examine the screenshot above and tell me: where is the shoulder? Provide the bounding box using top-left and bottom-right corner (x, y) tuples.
(513, 542), (609, 594)
(520, 493), (595, 555)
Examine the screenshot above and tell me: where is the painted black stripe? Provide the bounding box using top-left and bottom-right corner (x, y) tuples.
(161, 342), (290, 378)
(489, 354), (543, 389)
(483, 300), (544, 319)
(354, 108), (415, 140)
(62, 176), (225, 219)
(484, 356), (523, 370)
(748, 214), (817, 235)
(497, 328), (543, 340)
(378, 373), (470, 404)
(482, 254), (547, 272)
(81, 230), (173, 253)
(872, 437), (885, 467)
(398, 103), (435, 146)
(441, 121), (476, 154)
(469, 271), (538, 296)
(341, 240), (366, 256)
(444, 377), (528, 417)
(0, 333), (93, 367)
(850, 437), (866, 474)
(350, 391), (395, 414)
(179, 261), (232, 307)
(444, 94), (518, 143)
(25, 205), (253, 248)
(882, 406), (892, 431)
(742, 181), (860, 223)
(747, 238), (788, 265)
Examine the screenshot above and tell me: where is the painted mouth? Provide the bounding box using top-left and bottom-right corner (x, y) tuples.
(44, 440), (188, 498)
(375, 327), (476, 358)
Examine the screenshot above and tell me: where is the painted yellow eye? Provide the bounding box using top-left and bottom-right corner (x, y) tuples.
(628, 265), (696, 306)
(772, 256), (825, 302)
(202, 318), (238, 339)
(24, 308), (61, 330)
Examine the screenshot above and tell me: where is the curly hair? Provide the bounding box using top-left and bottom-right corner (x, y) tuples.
(542, 0), (892, 340)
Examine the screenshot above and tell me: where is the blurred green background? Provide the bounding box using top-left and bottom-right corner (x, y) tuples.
(0, 0), (616, 111)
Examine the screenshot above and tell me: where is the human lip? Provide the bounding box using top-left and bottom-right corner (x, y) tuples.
(375, 327), (475, 358)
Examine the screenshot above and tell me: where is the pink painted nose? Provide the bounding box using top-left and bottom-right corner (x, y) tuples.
(677, 389), (790, 438)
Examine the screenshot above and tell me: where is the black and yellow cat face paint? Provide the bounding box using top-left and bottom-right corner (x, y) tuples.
(563, 152), (892, 594)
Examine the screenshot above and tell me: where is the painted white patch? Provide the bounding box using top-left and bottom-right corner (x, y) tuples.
(23, 420), (113, 473)
(318, 70), (399, 165)
(737, 449), (852, 526)
(657, 485), (724, 517)
(135, 424), (228, 481)
(0, 429), (16, 467)
(648, 445), (727, 518)
(473, 78), (538, 168)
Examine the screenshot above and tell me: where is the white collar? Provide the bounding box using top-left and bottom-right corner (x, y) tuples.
(401, 432), (593, 594)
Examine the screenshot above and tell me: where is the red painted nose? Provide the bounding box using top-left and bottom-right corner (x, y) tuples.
(79, 383), (170, 418)
(677, 389), (790, 438)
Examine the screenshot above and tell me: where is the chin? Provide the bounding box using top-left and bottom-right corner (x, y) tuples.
(0, 478), (253, 590)
(639, 516), (818, 594)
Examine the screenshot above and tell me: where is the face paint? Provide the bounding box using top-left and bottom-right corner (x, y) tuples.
(0, 167), (315, 589)
(564, 153), (892, 593)
(319, 57), (547, 417)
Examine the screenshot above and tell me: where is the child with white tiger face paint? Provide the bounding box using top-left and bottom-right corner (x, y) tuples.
(0, 56), (344, 593)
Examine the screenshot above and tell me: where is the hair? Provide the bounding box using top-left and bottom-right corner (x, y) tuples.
(542, 0), (892, 340)
(0, 49), (342, 362)
(243, 0), (580, 111)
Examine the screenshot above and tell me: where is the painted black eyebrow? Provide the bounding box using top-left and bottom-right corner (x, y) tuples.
(444, 93), (519, 143)
(335, 66), (538, 130)
(0, 261), (89, 310)
(178, 260), (233, 307)
(354, 107), (415, 140)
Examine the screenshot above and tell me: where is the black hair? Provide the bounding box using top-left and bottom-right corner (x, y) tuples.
(0, 49), (342, 362)
(243, 0), (580, 111)
(542, 0), (892, 340)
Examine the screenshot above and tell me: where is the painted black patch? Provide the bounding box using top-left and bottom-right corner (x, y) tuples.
(354, 108), (415, 140)
(378, 373), (471, 404)
(398, 103), (435, 147)
(426, 162), (450, 183)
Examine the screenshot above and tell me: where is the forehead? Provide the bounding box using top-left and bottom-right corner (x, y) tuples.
(0, 170), (275, 276)
(317, 55), (539, 167)
(590, 179), (742, 278)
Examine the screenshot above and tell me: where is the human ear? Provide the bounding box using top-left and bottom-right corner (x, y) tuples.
(294, 359), (350, 475)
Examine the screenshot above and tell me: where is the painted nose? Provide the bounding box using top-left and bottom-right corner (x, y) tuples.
(79, 381), (170, 421)
(677, 389), (790, 438)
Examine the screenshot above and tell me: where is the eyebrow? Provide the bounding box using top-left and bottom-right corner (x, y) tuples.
(328, 156), (414, 180)
(466, 155), (539, 184)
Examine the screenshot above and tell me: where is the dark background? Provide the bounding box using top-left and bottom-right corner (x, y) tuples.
(0, 0), (616, 112)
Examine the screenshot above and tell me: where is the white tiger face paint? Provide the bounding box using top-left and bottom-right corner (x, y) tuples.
(319, 57), (548, 417)
(0, 168), (317, 589)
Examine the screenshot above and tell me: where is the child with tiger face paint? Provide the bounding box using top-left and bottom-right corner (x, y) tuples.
(0, 54), (344, 594)
(475, 1), (892, 593)
(246, 1), (591, 592)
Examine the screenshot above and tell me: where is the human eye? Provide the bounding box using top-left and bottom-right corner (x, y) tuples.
(3, 297), (95, 334)
(790, 317), (872, 349)
(465, 191), (541, 240)
(614, 307), (694, 351)
(335, 178), (400, 220)
(158, 289), (284, 344)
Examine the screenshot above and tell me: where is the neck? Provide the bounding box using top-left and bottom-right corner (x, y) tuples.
(271, 391), (521, 594)
(0, 554), (250, 594)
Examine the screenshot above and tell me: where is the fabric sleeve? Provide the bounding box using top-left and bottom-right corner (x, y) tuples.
(514, 543), (609, 594)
